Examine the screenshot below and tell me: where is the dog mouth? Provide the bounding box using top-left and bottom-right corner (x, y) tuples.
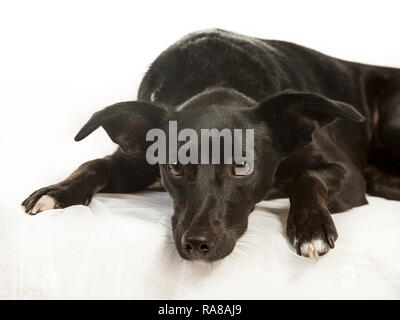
(170, 205), (252, 262)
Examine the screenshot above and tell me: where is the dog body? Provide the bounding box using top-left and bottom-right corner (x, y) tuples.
(23, 29), (400, 261)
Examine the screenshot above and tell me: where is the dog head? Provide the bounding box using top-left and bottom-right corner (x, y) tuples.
(75, 88), (363, 261)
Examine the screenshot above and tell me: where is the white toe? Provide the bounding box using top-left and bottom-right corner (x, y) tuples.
(31, 195), (56, 214)
(299, 239), (329, 261)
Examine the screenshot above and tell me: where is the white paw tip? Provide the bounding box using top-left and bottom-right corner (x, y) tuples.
(31, 195), (56, 214)
(300, 239), (329, 261)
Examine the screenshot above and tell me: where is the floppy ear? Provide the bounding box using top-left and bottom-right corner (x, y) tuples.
(255, 90), (365, 154)
(74, 101), (169, 154)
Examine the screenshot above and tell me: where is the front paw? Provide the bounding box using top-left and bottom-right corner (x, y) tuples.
(287, 206), (338, 261)
(21, 185), (92, 215)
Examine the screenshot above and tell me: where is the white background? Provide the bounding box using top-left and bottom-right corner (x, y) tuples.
(1, 0), (400, 205)
(1, 0), (400, 299)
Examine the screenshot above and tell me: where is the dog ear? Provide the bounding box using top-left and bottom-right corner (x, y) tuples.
(74, 101), (169, 154)
(255, 90), (365, 154)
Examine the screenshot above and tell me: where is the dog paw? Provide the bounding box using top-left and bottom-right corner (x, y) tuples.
(30, 195), (56, 214)
(21, 185), (92, 215)
(295, 238), (331, 261)
(287, 207), (338, 261)
(22, 186), (56, 215)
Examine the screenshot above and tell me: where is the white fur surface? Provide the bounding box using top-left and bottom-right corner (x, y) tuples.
(1, 193), (400, 299)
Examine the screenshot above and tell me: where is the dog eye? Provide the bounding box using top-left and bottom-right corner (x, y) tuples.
(168, 163), (184, 176)
(232, 161), (251, 176)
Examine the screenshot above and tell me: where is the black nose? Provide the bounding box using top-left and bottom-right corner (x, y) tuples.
(183, 234), (214, 257)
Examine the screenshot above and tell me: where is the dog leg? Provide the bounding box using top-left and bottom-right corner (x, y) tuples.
(365, 164), (400, 200)
(22, 158), (110, 214)
(22, 150), (159, 215)
(286, 166), (345, 260)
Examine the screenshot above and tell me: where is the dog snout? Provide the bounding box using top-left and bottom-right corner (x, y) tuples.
(182, 230), (216, 259)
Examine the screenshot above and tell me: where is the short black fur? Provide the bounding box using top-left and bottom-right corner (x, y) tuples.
(23, 29), (400, 261)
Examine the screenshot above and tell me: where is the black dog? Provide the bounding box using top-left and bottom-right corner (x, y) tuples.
(22, 29), (400, 261)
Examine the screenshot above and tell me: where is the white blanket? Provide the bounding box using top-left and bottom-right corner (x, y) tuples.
(1, 192), (399, 299)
